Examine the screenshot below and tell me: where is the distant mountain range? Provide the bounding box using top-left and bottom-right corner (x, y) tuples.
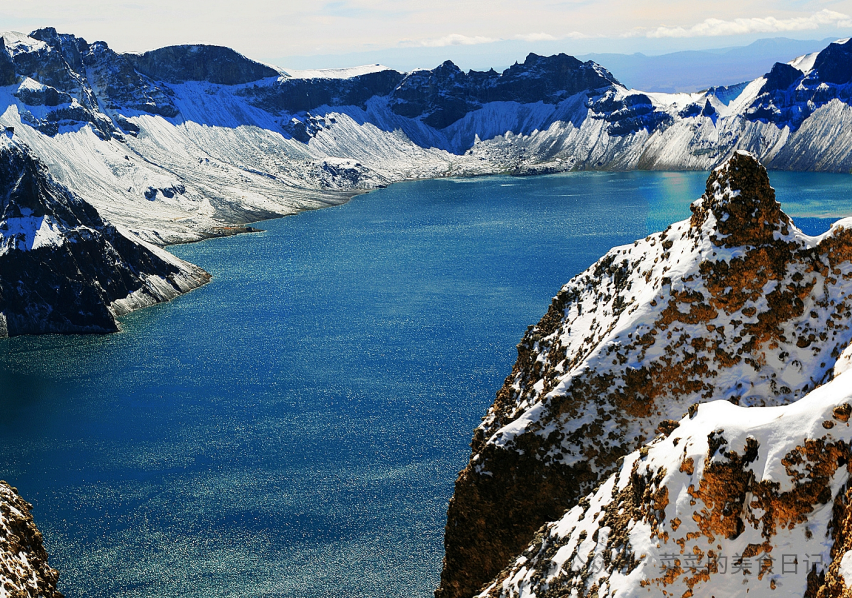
(0, 28), (851, 252)
(0, 27), (851, 338)
(5, 26), (852, 598)
(578, 36), (837, 92)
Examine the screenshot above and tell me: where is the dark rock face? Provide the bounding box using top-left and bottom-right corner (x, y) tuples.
(126, 45), (279, 85)
(245, 68), (404, 116)
(3, 28), (177, 138)
(745, 39), (852, 129)
(388, 53), (618, 129)
(811, 37), (852, 85)
(762, 61), (802, 93)
(85, 41), (179, 117)
(490, 53), (618, 103)
(14, 84), (72, 107)
(679, 99), (716, 120)
(388, 61), (475, 129)
(0, 481), (63, 598)
(437, 153), (852, 598)
(250, 53), (616, 132)
(30, 27), (88, 72)
(0, 38), (16, 86)
(591, 91), (674, 135)
(0, 141), (210, 336)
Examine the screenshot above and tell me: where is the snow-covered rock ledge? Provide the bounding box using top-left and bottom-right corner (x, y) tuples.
(438, 152), (852, 598)
(0, 481), (62, 598)
(479, 364), (852, 598)
(0, 136), (211, 337)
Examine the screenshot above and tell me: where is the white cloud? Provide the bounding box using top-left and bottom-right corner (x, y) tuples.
(406, 30), (590, 47)
(647, 9), (852, 38)
(417, 34), (498, 47)
(514, 32), (558, 42)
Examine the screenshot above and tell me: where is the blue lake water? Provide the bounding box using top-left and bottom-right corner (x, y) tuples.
(1, 170), (851, 597)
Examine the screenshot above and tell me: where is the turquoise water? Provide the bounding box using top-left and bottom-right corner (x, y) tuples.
(0, 170), (850, 597)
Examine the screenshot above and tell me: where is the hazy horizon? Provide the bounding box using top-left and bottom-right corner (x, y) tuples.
(2, 1), (851, 72)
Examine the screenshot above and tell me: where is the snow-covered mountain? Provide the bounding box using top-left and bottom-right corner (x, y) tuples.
(1, 29), (852, 246)
(0, 481), (62, 598)
(3, 26), (852, 595)
(436, 152), (852, 598)
(477, 364), (852, 598)
(0, 135), (209, 336)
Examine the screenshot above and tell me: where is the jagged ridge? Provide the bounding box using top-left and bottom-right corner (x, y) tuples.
(437, 152), (852, 598)
(3, 30), (852, 245)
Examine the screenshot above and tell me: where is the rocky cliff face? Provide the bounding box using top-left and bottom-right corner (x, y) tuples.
(125, 44), (279, 86)
(386, 54), (617, 129)
(2, 29), (852, 245)
(436, 152), (852, 598)
(0, 136), (210, 336)
(0, 481), (62, 598)
(477, 362), (852, 598)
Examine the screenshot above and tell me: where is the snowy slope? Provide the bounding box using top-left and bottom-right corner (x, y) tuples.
(478, 367), (852, 598)
(0, 481), (62, 598)
(1, 30), (851, 246)
(437, 152), (852, 598)
(0, 135), (210, 336)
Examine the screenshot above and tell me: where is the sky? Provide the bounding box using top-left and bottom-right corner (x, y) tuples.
(2, 0), (852, 71)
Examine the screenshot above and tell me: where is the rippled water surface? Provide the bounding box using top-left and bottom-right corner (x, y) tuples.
(1, 170), (850, 597)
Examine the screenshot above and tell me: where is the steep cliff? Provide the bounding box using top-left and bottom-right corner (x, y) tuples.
(437, 152), (852, 598)
(477, 361), (852, 598)
(2, 30), (852, 245)
(0, 136), (210, 336)
(0, 481), (62, 598)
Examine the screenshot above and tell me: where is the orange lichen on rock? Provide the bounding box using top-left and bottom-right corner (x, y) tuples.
(438, 153), (852, 598)
(0, 481), (63, 598)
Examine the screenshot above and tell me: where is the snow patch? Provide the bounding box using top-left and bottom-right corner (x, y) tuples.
(285, 64), (392, 80)
(841, 551), (852, 587)
(789, 51), (819, 74)
(0, 215), (68, 254)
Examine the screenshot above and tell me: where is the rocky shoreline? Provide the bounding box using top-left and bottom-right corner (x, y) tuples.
(0, 481), (62, 598)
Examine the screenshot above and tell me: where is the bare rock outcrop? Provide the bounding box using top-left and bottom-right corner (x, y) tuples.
(0, 481), (62, 598)
(437, 152), (852, 598)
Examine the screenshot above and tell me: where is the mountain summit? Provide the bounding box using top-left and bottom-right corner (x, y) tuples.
(437, 152), (852, 598)
(690, 150), (790, 248)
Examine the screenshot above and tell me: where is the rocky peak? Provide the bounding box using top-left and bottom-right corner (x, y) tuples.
(690, 151), (791, 248)
(437, 154), (852, 598)
(389, 53), (619, 129)
(29, 27), (88, 72)
(745, 38), (852, 130)
(809, 37), (852, 85)
(124, 45), (279, 85)
(761, 61), (802, 93)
